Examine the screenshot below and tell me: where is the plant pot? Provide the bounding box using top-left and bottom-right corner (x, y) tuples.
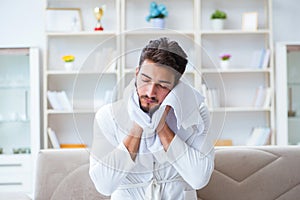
(220, 60), (230, 69)
(64, 62), (74, 71)
(211, 19), (225, 31)
(151, 18), (165, 29)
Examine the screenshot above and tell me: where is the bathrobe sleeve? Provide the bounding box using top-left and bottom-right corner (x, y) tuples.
(165, 103), (215, 190)
(89, 104), (136, 196)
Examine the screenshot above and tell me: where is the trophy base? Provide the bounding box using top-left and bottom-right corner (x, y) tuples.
(94, 26), (104, 31)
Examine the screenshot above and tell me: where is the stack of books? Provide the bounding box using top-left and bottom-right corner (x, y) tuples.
(246, 127), (271, 146)
(47, 90), (72, 111)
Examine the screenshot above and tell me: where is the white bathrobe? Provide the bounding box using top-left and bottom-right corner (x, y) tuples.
(89, 80), (215, 200)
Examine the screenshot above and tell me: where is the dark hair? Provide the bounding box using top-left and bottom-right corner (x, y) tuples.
(138, 37), (188, 77)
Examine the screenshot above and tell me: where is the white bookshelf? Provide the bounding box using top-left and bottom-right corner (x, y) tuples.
(44, 0), (275, 148)
(199, 0), (275, 145)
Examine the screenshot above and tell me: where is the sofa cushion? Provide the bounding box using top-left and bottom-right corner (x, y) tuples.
(197, 146), (300, 200)
(51, 164), (109, 200)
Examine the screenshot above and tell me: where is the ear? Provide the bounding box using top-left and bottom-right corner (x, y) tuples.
(135, 67), (139, 76)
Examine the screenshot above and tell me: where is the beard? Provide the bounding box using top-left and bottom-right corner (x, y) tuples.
(139, 95), (160, 117)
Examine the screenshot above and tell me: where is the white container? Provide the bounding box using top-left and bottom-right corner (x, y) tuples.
(220, 60), (230, 69)
(151, 18), (165, 29)
(64, 62), (74, 71)
(211, 19), (225, 31)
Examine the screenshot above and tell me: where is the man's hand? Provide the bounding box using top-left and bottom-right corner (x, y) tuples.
(123, 122), (143, 160)
(156, 106), (175, 151)
(156, 105), (171, 133)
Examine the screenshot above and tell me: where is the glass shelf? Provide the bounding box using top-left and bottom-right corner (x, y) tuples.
(0, 120), (30, 124)
(0, 85), (29, 90)
(288, 82), (300, 86)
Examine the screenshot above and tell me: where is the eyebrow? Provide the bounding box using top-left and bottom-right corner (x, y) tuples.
(141, 73), (172, 85)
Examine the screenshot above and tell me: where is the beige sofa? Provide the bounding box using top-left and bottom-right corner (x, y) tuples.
(32, 146), (300, 200)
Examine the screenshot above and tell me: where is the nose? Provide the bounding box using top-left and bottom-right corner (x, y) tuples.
(146, 82), (157, 98)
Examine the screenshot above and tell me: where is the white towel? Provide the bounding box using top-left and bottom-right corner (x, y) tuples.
(127, 80), (205, 157)
(161, 80), (205, 130)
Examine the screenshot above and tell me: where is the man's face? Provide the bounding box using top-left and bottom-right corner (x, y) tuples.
(136, 59), (176, 113)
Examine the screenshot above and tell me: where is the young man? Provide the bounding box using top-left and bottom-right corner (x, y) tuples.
(89, 37), (214, 200)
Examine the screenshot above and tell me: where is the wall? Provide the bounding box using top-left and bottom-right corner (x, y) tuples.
(0, 0), (45, 49)
(273, 0), (300, 42)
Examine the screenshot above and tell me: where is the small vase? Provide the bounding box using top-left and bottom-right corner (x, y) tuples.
(151, 18), (165, 29)
(211, 19), (225, 31)
(64, 62), (74, 71)
(220, 60), (230, 69)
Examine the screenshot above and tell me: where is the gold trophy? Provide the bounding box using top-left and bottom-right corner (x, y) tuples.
(94, 6), (105, 31)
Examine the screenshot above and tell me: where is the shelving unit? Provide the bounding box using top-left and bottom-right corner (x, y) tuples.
(199, 0), (275, 145)
(0, 47), (40, 193)
(44, 0), (275, 148)
(44, 0), (120, 148)
(276, 42), (300, 145)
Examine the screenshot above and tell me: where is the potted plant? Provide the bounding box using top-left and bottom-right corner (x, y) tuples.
(62, 55), (75, 71)
(145, 2), (168, 29)
(219, 53), (231, 69)
(211, 9), (227, 30)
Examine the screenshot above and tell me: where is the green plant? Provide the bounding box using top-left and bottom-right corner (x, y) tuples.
(211, 10), (227, 20)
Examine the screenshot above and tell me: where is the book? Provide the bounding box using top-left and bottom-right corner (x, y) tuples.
(57, 91), (72, 111)
(207, 88), (220, 107)
(214, 139), (233, 146)
(250, 48), (270, 69)
(201, 84), (210, 107)
(246, 127), (271, 146)
(47, 90), (72, 111)
(261, 49), (270, 69)
(47, 128), (60, 149)
(60, 144), (86, 148)
(47, 91), (63, 110)
(263, 88), (272, 108)
(253, 86), (272, 108)
(253, 86), (266, 107)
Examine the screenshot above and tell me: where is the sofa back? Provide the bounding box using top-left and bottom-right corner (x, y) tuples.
(34, 149), (109, 200)
(34, 146), (300, 200)
(197, 146), (300, 200)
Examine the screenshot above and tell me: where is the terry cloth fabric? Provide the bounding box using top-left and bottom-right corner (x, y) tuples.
(127, 80), (205, 156)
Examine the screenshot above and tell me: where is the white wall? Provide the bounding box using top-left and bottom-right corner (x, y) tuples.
(0, 0), (45, 49)
(273, 0), (300, 42)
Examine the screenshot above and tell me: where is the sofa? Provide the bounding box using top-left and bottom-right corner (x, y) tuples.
(31, 146), (300, 200)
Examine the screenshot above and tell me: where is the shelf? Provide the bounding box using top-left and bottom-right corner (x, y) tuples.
(201, 68), (271, 74)
(47, 109), (96, 114)
(47, 70), (117, 75)
(0, 85), (29, 89)
(0, 120), (30, 124)
(46, 31), (117, 37)
(124, 29), (195, 36)
(288, 82), (300, 86)
(0, 154), (31, 158)
(201, 29), (270, 35)
(209, 107), (271, 112)
(288, 117), (300, 120)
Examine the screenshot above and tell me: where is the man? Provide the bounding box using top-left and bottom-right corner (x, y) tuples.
(89, 37), (214, 200)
